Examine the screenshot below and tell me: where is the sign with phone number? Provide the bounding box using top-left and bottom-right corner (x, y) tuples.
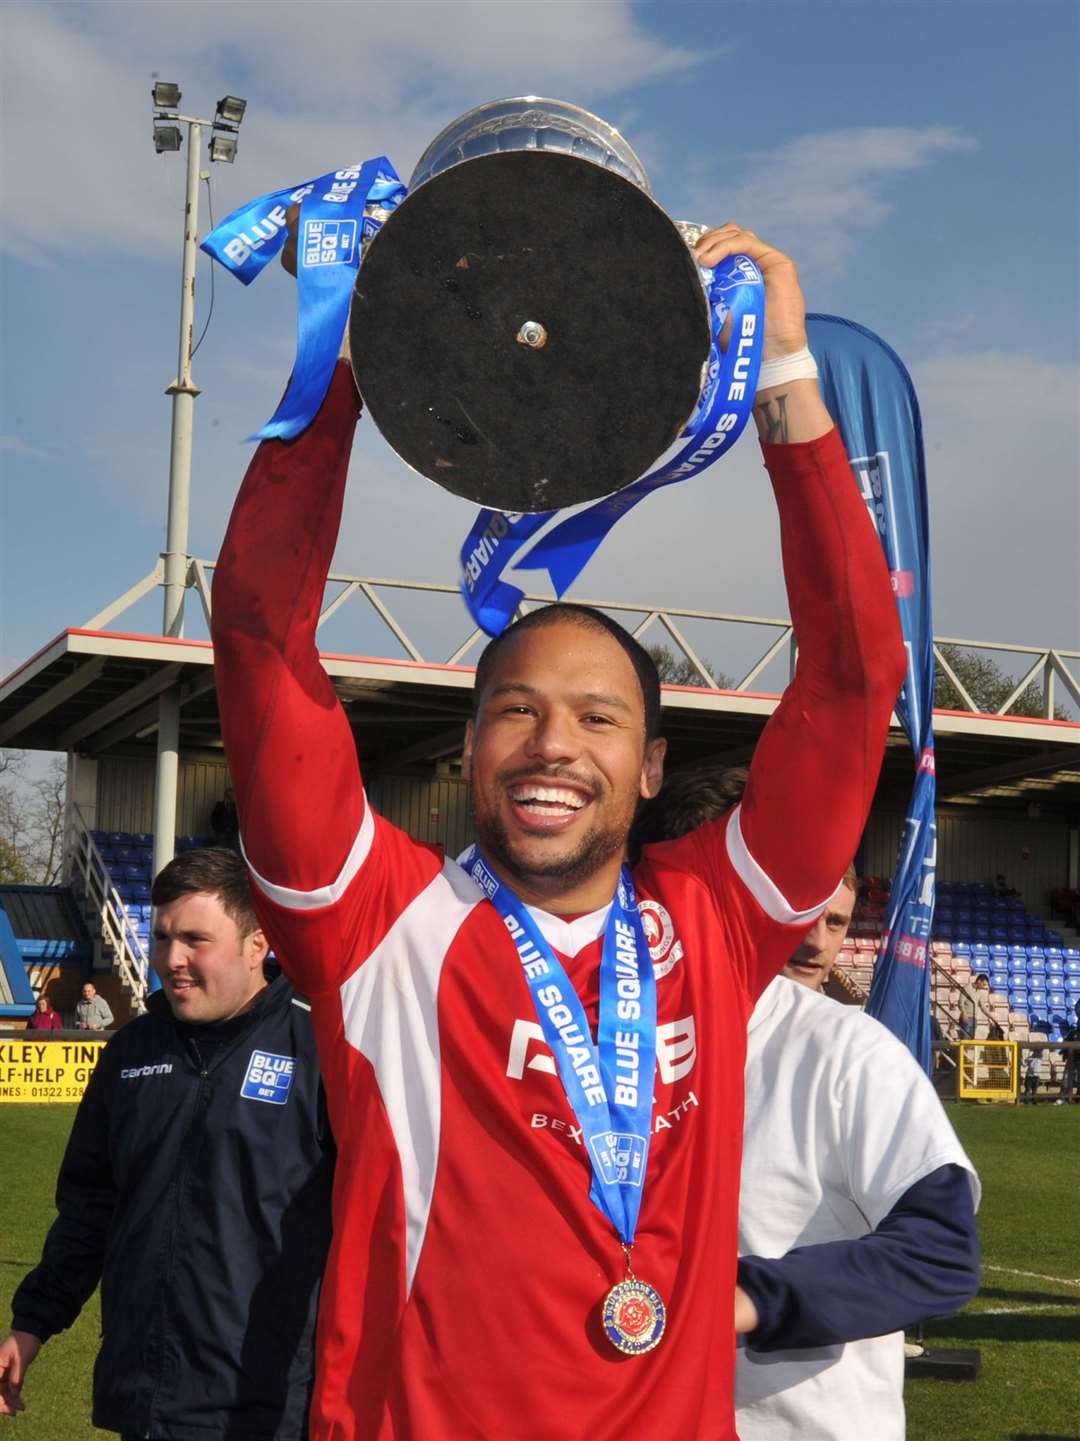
(0, 1039), (105, 1103)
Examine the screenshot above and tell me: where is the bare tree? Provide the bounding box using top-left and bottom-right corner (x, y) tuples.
(648, 643), (734, 690)
(0, 749), (66, 885)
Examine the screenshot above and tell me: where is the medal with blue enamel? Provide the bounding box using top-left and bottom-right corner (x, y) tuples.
(603, 1245), (666, 1355)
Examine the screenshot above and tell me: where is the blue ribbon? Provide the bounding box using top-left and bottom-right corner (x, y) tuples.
(465, 849), (657, 1243)
(458, 254), (765, 636)
(201, 159), (406, 440)
(807, 314), (937, 1075)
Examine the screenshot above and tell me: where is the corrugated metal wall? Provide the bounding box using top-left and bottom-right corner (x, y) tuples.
(97, 754), (1069, 910)
(371, 774), (474, 858)
(863, 808), (1070, 912)
(97, 756), (229, 837)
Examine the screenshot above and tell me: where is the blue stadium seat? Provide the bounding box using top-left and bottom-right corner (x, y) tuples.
(1027, 947), (1046, 963)
(1008, 994), (1029, 1012)
(952, 942), (972, 957)
(1007, 955), (1027, 974)
(969, 955), (991, 975)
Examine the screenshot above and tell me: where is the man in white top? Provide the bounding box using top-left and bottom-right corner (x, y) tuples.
(635, 776), (981, 1441)
(735, 934), (980, 1440)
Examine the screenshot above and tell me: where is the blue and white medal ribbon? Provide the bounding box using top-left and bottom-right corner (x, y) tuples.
(201, 159), (406, 440)
(464, 848), (666, 1353)
(458, 253), (765, 636)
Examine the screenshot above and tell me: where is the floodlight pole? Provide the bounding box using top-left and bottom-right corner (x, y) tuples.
(162, 115), (204, 639)
(153, 115), (208, 901)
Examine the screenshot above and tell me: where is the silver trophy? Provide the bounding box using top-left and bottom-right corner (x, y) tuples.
(350, 98), (713, 512)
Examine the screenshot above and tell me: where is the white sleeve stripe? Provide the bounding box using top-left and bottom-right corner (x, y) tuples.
(725, 804), (833, 927)
(242, 796), (376, 911)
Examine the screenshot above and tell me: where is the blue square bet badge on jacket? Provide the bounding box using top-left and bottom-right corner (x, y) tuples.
(241, 1050), (295, 1105)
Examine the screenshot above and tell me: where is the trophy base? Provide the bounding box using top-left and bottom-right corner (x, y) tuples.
(350, 150), (711, 512)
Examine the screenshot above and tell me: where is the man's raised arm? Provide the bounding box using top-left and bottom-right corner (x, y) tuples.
(211, 362), (366, 911)
(693, 227), (907, 954)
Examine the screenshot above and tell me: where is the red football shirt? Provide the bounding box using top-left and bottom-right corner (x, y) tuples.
(212, 364), (905, 1440)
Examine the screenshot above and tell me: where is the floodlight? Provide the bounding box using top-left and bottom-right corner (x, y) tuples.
(152, 81), (182, 110)
(209, 133), (238, 164)
(153, 124), (183, 154)
(215, 95), (247, 127)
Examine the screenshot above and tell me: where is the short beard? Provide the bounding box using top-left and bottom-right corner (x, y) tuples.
(474, 808), (627, 896)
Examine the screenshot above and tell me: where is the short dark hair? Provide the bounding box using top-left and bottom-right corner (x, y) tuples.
(472, 604), (662, 739)
(633, 764), (750, 851)
(151, 847), (260, 937)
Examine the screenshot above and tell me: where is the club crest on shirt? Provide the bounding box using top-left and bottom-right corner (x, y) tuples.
(638, 900), (684, 979)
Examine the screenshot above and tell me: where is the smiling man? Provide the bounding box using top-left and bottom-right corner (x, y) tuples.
(0, 849), (334, 1441)
(210, 224), (907, 1440)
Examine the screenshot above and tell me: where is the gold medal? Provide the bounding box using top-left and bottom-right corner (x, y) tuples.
(601, 1246), (666, 1355)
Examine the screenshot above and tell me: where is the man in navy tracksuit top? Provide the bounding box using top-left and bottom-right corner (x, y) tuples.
(0, 848), (334, 1441)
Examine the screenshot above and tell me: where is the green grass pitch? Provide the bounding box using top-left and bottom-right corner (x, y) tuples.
(1, 1103), (1077, 1440)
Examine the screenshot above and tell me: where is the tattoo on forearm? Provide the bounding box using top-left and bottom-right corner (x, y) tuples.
(755, 393), (789, 444)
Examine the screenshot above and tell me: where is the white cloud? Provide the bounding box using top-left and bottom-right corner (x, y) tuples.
(4, 1), (700, 262)
(696, 125), (977, 272)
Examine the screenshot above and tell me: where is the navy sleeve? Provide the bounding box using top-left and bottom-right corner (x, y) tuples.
(738, 1163), (980, 1352)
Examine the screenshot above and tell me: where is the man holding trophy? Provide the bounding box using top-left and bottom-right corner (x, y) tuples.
(210, 100), (905, 1440)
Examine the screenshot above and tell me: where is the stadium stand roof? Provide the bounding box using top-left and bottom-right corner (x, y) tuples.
(3, 613), (1079, 816)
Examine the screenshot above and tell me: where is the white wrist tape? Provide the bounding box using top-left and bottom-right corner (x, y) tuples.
(756, 346), (819, 392)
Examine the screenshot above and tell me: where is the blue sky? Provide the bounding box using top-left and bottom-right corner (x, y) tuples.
(3, 0), (1078, 699)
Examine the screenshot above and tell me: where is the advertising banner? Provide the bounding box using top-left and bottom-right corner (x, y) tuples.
(0, 1038), (105, 1103)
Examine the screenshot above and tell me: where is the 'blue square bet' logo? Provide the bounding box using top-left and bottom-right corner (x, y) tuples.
(302, 218), (358, 269)
(241, 1050), (295, 1106)
(589, 1131), (647, 1187)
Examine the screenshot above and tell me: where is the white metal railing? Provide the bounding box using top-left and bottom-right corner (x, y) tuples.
(82, 556), (1080, 716)
(66, 805), (149, 1012)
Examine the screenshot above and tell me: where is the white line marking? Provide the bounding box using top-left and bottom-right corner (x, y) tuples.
(984, 1263), (1080, 1288)
(977, 1304), (1078, 1315)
